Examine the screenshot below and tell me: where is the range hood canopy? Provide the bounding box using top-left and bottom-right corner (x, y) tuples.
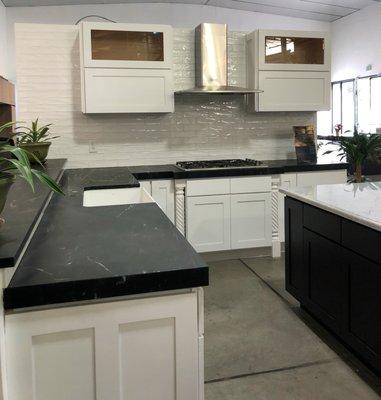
(176, 23), (262, 95)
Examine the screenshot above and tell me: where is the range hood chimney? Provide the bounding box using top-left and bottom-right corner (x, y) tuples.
(176, 23), (262, 95)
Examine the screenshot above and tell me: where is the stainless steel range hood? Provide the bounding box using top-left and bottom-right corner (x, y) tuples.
(176, 23), (262, 95)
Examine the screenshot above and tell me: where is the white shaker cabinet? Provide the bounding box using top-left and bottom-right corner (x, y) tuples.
(139, 180), (175, 223)
(186, 195), (231, 253)
(151, 180), (175, 223)
(257, 70), (330, 112)
(246, 29), (331, 112)
(231, 193), (272, 249)
(6, 291), (202, 400)
(79, 22), (174, 113)
(185, 176), (272, 253)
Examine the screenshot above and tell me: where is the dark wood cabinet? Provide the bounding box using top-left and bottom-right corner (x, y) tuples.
(342, 249), (381, 372)
(285, 197), (306, 300)
(303, 229), (345, 333)
(285, 196), (381, 375)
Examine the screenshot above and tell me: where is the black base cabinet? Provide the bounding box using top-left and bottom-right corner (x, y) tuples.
(285, 197), (381, 375)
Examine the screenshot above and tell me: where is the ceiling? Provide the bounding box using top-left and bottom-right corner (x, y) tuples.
(1, 0), (380, 22)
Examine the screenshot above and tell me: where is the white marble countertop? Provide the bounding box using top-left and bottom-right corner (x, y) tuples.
(280, 181), (381, 232)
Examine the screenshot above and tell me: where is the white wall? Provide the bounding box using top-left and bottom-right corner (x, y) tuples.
(6, 2), (330, 81)
(15, 23), (317, 168)
(331, 2), (381, 81)
(0, 1), (7, 78)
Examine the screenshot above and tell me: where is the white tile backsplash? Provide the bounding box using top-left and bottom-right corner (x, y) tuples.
(15, 23), (316, 168)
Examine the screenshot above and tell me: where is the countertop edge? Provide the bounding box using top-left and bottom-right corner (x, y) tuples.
(280, 188), (381, 233)
(4, 267), (209, 311)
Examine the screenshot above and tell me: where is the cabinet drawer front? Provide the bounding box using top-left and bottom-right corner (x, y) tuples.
(342, 220), (381, 265)
(257, 71), (330, 112)
(230, 176), (271, 194)
(83, 68), (174, 113)
(186, 178), (230, 197)
(303, 204), (341, 243)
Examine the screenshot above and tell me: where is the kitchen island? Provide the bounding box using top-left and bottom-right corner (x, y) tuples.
(2, 164), (208, 400)
(280, 181), (381, 376)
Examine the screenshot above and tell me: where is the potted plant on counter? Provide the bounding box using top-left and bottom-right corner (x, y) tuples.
(16, 118), (59, 163)
(0, 121), (64, 225)
(324, 127), (381, 183)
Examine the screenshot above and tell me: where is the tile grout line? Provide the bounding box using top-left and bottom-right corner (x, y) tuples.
(203, 258), (337, 386)
(238, 258), (297, 309)
(237, 258), (381, 395)
(205, 358), (336, 385)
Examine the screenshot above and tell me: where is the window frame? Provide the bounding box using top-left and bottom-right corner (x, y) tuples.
(331, 73), (381, 135)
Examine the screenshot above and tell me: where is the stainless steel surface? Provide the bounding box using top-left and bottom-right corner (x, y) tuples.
(176, 23), (262, 95)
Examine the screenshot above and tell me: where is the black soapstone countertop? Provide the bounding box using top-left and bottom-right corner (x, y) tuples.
(0, 159), (66, 268)
(3, 157), (348, 310)
(129, 158), (348, 180)
(4, 166), (208, 310)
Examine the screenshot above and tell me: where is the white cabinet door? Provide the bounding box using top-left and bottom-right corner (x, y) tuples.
(81, 22), (173, 69)
(139, 180), (152, 194)
(296, 169), (347, 186)
(151, 180), (175, 223)
(279, 173), (297, 242)
(6, 293), (200, 400)
(257, 71), (330, 111)
(231, 193), (272, 249)
(82, 68), (174, 113)
(186, 195), (230, 253)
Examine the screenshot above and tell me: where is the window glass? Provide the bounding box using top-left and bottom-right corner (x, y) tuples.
(265, 36), (324, 64)
(341, 81), (355, 135)
(91, 30), (164, 61)
(358, 78), (371, 133)
(332, 82), (342, 132)
(370, 76), (381, 133)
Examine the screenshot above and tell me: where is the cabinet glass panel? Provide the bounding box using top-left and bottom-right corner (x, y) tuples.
(265, 36), (324, 65)
(91, 30), (164, 61)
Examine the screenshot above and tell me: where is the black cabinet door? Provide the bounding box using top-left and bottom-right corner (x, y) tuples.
(303, 229), (345, 334)
(342, 249), (381, 372)
(285, 197), (306, 301)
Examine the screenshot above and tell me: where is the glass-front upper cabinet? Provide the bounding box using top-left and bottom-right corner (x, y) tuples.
(258, 30), (330, 72)
(80, 22), (173, 69)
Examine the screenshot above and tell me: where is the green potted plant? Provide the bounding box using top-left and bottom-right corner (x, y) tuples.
(16, 118), (59, 163)
(324, 127), (381, 183)
(0, 122), (63, 224)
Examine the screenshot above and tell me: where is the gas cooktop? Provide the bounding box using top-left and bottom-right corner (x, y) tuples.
(176, 159), (266, 170)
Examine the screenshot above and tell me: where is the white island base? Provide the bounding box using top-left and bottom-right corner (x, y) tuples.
(5, 288), (204, 400)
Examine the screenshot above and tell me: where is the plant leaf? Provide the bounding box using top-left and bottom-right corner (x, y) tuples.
(31, 169), (64, 195)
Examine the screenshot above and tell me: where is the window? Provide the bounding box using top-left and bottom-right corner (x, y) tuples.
(325, 74), (381, 136)
(358, 75), (381, 133)
(331, 79), (355, 135)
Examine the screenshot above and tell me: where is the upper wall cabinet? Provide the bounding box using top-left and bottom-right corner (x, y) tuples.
(246, 30), (331, 112)
(79, 22), (174, 114)
(258, 30), (330, 72)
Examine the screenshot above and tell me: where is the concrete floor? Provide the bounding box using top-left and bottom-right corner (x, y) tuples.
(204, 256), (381, 399)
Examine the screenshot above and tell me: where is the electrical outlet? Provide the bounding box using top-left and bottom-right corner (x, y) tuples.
(366, 64), (373, 71)
(89, 141), (97, 153)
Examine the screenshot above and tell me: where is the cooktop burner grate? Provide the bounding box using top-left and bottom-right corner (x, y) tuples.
(176, 159), (266, 170)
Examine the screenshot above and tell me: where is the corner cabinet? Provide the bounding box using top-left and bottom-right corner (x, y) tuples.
(79, 22), (174, 114)
(246, 29), (331, 112)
